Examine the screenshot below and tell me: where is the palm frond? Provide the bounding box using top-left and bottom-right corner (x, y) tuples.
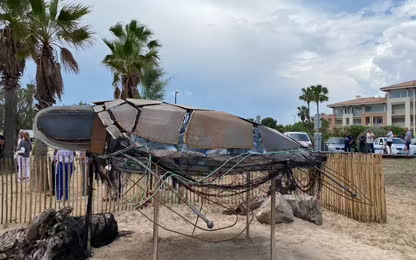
(49, 0), (59, 21)
(58, 25), (94, 48)
(57, 3), (90, 29)
(109, 23), (124, 38)
(29, 0), (46, 20)
(60, 47), (79, 73)
(147, 39), (161, 49)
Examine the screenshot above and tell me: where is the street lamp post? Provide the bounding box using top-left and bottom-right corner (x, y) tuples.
(174, 91), (179, 104)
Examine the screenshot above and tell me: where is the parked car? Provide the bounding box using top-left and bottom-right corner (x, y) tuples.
(409, 139), (416, 155)
(374, 137), (406, 155)
(284, 132), (312, 148)
(326, 137), (345, 152)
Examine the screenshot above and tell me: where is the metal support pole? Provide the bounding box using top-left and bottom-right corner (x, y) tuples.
(270, 175), (276, 260)
(246, 172), (251, 239)
(152, 167), (160, 260)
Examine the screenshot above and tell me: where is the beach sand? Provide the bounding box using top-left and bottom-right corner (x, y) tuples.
(91, 159), (416, 260)
(2, 159), (415, 259)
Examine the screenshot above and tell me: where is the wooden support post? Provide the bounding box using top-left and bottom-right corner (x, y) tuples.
(246, 172), (251, 239)
(270, 174), (276, 260)
(152, 167), (160, 260)
(85, 158), (94, 257)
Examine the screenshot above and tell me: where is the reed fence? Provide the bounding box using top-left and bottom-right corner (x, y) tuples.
(0, 153), (386, 224)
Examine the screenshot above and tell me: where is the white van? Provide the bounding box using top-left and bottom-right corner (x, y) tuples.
(283, 132), (312, 148)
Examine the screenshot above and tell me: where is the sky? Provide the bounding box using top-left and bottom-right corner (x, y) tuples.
(21, 0), (416, 124)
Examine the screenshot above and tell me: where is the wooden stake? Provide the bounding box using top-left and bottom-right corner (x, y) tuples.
(86, 158), (94, 257)
(246, 171), (251, 239)
(152, 167), (160, 260)
(270, 172), (276, 260)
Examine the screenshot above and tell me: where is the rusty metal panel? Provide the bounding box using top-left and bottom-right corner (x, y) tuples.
(126, 98), (162, 106)
(98, 111), (113, 126)
(105, 99), (125, 110)
(110, 103), (139, 133)
(93, 105), (104, 113)
(88, 114), (106, 154)
(135, 104), (186, 144)
(258, 126), (301, 151)
(184, 111), (254, 149)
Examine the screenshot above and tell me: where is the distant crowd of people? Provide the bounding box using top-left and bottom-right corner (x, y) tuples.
(345, 127), (413, 154)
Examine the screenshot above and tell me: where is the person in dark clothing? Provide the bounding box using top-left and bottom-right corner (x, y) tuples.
(359, 135), (366, 153)
(0, 134), (4, 158)
(344, 134), (353, 152)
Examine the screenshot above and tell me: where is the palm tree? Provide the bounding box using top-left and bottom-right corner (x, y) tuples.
(11, 0), (93, 156)
(299, 87), (314, 122)
(297, 106), (309, 123)
(0, 0), (28, 158)
(21, 0), (93, 110)
(103, 20), (160, 99)
(141, 65), (167, 100)
(310, 84), (329, 129)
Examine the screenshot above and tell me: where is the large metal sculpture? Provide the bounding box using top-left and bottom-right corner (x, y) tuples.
(33, 99), (362, 259)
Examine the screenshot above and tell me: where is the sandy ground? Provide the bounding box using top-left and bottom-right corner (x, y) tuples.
(2, 159), (415, 259)
(91, 159), (416, 260)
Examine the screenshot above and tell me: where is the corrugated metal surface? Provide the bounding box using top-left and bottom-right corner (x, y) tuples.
(170, 104), (209, 111)
(258, 126), (301, 151)
(126, 98), (162, 106)
(135, 104), (186, 144)
(89, 114), (107, 154)
(110, 103), (139, 133)
(185, 111), (254, 149)
(98, 111), (114, 126)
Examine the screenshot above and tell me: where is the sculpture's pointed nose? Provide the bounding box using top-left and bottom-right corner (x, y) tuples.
(33, 105), (95, 151)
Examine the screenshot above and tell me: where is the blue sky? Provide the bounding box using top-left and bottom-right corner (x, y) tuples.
(21, 0), (416, 124)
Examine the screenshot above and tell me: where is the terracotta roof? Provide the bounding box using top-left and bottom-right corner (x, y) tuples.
(380, 80), (416, 91)
(328, 97), (386, 108)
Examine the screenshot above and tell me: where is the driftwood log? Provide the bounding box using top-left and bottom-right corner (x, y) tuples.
(0, 207), (119, 260)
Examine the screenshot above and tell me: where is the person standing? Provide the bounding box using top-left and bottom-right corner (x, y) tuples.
(366, 130), (375, 153)
(386, 128), (394, 154)
(344, 134), (353, 152)
(15, 132), (31, 182)
(0, 134), (4, 158)
(404, 128), (412, 152)
(55, 149), (75, 200)
(16, 130), (24, 177)
(359, 135), (366, 152)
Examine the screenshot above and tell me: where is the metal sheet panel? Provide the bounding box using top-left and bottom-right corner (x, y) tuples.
(184, 111), (254, 149)
(107, 125), (122, 139)
(127, 98), (162, 106)
(93, 105), (104, 113)
(105, 99), (125, 110)
(110, 103), (139, 133)
(89, 114), (107, 154)
(258, 126), (301, 151)
(135, 104), (186, 144)
(98, 111), (114, 126)
(170, 104), (209, 111)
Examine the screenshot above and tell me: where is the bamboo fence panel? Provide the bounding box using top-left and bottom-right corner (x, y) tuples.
(0, 153), (386, 224)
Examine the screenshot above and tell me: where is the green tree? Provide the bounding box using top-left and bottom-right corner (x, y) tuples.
(297, 106), (309, 123)
(141, 65), (167, 100)
(310, 84), (329, 130)
(299, 87), (314, 121)
(103, 20), (160, 99)
(0, 83), (38, 133)
(0, 0), (28, 157)
(261, 117), (277, 129)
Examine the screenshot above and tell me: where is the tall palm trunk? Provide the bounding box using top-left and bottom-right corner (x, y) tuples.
(2, 76), (18, 158)
(307, 102), (311, 122)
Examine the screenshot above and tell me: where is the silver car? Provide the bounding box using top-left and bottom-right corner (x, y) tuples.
(374, 137), (406, 155)
(326, 137), (345, 152)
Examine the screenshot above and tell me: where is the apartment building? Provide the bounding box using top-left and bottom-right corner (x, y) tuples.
(323, 80), (416, 130)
